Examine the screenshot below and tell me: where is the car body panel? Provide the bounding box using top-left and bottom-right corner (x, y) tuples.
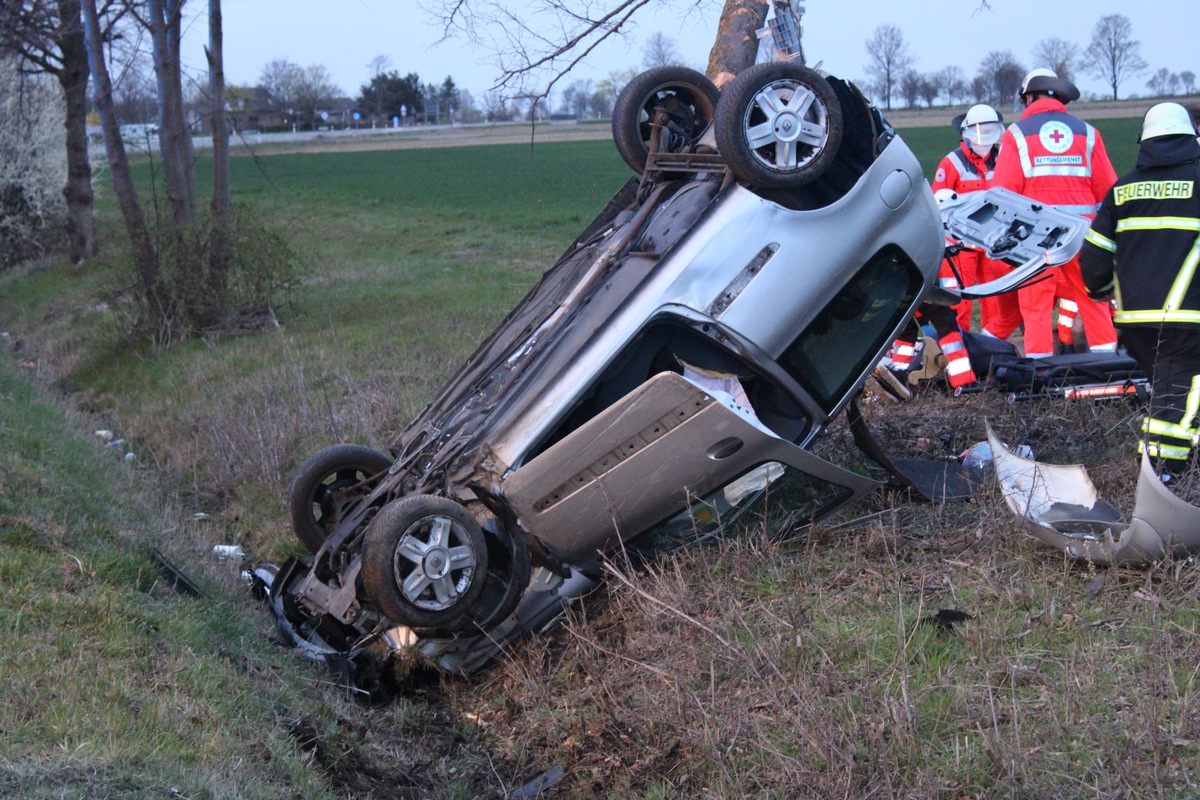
(989, 423), (1200, 566)
(502, 371), (878, 567)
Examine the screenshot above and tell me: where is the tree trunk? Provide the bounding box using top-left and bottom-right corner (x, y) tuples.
(705, 0), (767, 89)
(205, 0), (230, 319)
(148, 0), (194, 226)
(81, 0), (169, 324)
(167, 0), (194, 205)
(54, 0), (97, 263)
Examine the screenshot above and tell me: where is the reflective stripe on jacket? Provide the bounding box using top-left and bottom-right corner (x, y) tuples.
(932, 143), (996, 195)
(1080, 136), (1200, 329)
(992, 97), (1117, 218)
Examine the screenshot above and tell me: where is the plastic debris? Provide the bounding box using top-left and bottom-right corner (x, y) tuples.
(960, 442), (992, 468)
(960, 440), (1032, 467)
(211, 544), (246, 561)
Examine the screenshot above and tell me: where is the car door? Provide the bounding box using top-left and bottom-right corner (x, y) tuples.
(500, 371), (879, 567)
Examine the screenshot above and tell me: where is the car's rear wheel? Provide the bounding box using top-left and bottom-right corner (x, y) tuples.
(361, 496), (489, 632)
(611, 66), (721, 175)
(287, 444), (391, 554)
(714, 62), (843, 190)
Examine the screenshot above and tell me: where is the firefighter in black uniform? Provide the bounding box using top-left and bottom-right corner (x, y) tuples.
(1080, 102), (1200, 472)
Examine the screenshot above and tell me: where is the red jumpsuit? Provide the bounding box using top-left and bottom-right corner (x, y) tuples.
(991, 97), (1118, 357)
(932, 143), (1021, 336)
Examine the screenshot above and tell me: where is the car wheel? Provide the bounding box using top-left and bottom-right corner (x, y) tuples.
(287, 444), (391, 554)
(714, 62), (843, 190)
(361, 496), (489, 632)
(611, 66), (721, 175)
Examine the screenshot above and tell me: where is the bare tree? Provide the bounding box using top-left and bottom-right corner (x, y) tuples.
(898, 70), (921, 109)
(558, 79), (592, 117)
(366, 54), (391, 121)
(85, 0), (245, 332)
(975, 49), (1024, 105)
(139, 0), (195, 226)
(291, 64), (340, 130)
(0, 0), (98, 262)
(1147, 67), (1172, 97)
(111, 50), (157, 124)
(1083, 13), (1146, 101)
(480, 90), (510, 122)
(429, 0), (658, 102)
(258, 57), (299, 121)
(427, 0), (767, 105)
(935, 65), (967, 106)
(82, 0), (165, 320)
(642, 31), (680, 69)
(969, 74), (988, 104)
(918, 73), (939, 108)
(1181, 71), (1196, 95)
(205, 0), (229, 299)
(1031, 37), (1079, 83)
(864, 24), (913, 110)
(366, 53), (391, 79)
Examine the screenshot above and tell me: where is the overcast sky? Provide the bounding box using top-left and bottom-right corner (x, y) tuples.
(179, 0), (1193, 104)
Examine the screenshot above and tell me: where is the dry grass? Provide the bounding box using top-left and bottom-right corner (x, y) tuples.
(428, 390), (1200, 798)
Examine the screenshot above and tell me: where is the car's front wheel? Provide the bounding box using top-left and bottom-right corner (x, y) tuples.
(714, 62), (843, 190)
(361, 496), (489, 632)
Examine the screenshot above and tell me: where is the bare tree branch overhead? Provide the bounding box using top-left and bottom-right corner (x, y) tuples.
(422, 0), (718, 103)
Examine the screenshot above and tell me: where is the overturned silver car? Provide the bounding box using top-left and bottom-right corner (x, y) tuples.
(258, 62), (1086, 687)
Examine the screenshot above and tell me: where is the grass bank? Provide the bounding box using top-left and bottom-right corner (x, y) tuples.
(6, 113), (1197, 797)
(0, 356), (348, 798)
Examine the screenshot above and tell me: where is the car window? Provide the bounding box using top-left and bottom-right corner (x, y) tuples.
(778, 246), (923, 409)
(631, 461), (857, 554)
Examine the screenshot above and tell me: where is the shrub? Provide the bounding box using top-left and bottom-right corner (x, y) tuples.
(0, 59), (66, 267)
(142, 203), (305, 335)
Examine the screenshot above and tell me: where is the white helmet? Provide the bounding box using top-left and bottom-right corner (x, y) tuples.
(958, 104), (1004, 147)
(1019, 68), (1080, 103)
(1140, 102), (1197, 142)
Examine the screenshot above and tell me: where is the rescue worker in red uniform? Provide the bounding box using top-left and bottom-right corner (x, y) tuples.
(887, 188), (978, 392)
(932, 104), (1021, 339)
(1080, 103), (1200, 473)
(992, 68), (1119, 358)
(887, 302), (977, 391)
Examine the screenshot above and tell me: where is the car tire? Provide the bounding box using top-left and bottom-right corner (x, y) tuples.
(714, 62), (843, 190)
(611, 66), (721, 175)
(361, 495), (489, 632)
(287, 444), (391, 554)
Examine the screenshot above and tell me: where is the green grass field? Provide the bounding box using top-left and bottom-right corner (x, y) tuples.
(5, 110), (1197, 798)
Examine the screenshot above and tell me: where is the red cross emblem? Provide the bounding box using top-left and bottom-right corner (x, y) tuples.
(1039, 121), (1073, 153)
